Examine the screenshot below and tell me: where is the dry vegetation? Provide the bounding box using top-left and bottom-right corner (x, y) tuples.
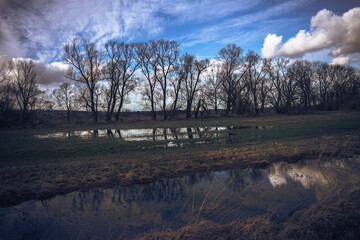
(137, 186), (360, 240)
(1, 111), (360, 207)
(0, 131), (359, 207)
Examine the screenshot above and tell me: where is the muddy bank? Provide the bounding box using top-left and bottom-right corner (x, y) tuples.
(1, 134), (359, 207)
(137, 186), (360, 240)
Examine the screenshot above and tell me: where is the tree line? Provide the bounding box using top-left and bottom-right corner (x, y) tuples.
(0, 38), (359, 123)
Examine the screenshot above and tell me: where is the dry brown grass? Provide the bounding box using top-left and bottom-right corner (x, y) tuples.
(1, 134), (359, 207)
(137, 186), (360, 240)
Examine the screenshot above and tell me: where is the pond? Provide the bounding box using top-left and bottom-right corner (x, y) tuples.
(1, 157), (360, 239)
(33, 126), (267, 148)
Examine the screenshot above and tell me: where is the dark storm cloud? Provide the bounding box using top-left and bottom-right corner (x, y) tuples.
(0, 16), (26, 58)
(34, 61), (68, 87)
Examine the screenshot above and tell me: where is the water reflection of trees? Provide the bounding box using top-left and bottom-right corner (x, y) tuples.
(225, 168), (265, 192)
(68, 167), (270, 211)
(36, 126), (269, 148)
(70, 178), (185, 210)
(71, 190), (105, 212)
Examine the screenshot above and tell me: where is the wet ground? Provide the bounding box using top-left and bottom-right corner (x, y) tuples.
(1, 157), (360, 240)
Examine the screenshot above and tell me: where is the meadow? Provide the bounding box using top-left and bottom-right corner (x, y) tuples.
(1, 111), (360, 207)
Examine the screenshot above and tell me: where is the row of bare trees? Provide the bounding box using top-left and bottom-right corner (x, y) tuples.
(0, 58), (45, 121)
(0, 39), (359, 124)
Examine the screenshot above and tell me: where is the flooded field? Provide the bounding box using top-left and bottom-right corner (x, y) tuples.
(33, 126), (267, 148)
(1, 157), (360, 240)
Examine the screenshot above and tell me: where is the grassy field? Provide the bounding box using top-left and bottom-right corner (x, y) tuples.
(1, 111), (360, 207)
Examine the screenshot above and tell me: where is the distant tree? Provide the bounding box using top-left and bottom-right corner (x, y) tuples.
(217, 44), (247, 116)
(169, 55), (187, 119)
(0, 57), (13, 110)
(62, 38), (102, 122)
(102, 41), (121, 122)
(204, 63), (223, 114)
(114, 42), (140, 121)
(52, 82), (78, 123)
(10, 59), (42, 121)
(0, 57), (7, 84)
(266, 58), (289, 113)
(136, 42), (158, 120)
(182, 54), (209, 119)
(328, 64), (360, 109)
(313, 61), (331, 109)
(37, 91), (55, 110)
(288, 60), (314, 111)
(244, 51), (267, 115)
(256, 59), (272, 113)
(151, 40), (180, 120)
(102, 41), (139, 122)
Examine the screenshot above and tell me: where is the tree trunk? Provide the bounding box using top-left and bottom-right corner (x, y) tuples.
(66, 110), (71, 123)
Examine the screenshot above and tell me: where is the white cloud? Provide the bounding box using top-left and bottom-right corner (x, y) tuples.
(262, 34), (283, 59)
(261, 7), (360, 60)
(331, 56), (358, 66)
(0, 0), (264, 63)
(331, 56), (351, 66)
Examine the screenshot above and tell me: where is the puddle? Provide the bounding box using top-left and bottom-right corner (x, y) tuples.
(33, 126), (267, 149)
(33, 127), (232, 140)
(1, 157), (360, 239)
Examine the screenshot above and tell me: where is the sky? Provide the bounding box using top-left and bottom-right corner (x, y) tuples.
(0, 0), (359, 88)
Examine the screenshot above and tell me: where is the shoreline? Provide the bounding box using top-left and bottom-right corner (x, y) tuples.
(1, 134), (359, 207)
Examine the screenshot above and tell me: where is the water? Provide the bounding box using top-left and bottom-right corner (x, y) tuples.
(1, 158), (360, 240)
(33, 126), (267, 149)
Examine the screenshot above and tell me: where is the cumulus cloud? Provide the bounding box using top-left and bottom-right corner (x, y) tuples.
(4, 56), (68, 87)
(331, 56), (358, 66)
(261, 7), (360, 61)
(34, 61), (68, 87)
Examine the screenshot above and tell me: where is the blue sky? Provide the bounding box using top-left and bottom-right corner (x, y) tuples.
(0, 0), (359, 86)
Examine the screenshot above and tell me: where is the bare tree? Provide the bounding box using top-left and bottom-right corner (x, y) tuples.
(259, 71), (271, 113)
(267, 58), (288, 113)
(103, 41), (120, 122)
(313, 61), (331, 109)
(102, 41), (139, 122)
(10, 59), (42, 121)
(0, 57), (8, 84)
(136, 42), (158, 120)
(182, 54), (209, 119)
(169, 56), (187, 119)
(151, 40), (180, 120)
(115, 42), (140, 121)
(62, 38), (102, 122)
(52, 82), (78, 123)
(288, 60), (314, 111)
(0, 57), (13, 110)
(217, 44), (247, 116)
(244, 51), (267, 115)
(204, 63), (223, 114)
(328, 64), (359, 109)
